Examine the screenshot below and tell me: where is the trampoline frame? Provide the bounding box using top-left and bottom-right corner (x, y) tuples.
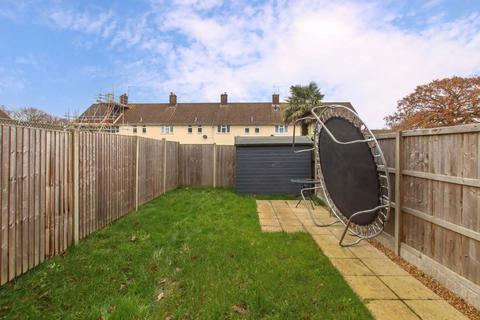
(292, 104), (392, 247)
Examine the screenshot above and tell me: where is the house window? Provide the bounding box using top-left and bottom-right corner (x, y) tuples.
(188, 125), (193, 134)
(161, 126), (174, 134)
(245, 127), (250, 134)
(275, 125), (288, 134)
(255, 127), (260, 134)
(142, 126), (147, 133)
(197, 125), (202, 133)
(217, 125), (230, 133)
(133, 126), (137, 133)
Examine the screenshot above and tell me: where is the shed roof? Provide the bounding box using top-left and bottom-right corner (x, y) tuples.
(235, 136), (313, 146)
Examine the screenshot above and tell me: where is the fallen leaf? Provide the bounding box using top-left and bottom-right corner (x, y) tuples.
(107, 305), (116, 313)
(156, 292), (165, 301)
(158, 278), (167, 286)
(232, 304), (247, 315)
(119, 282), (127, 291)
(131, 234), (136, 242)
(191, 256), (198, 261)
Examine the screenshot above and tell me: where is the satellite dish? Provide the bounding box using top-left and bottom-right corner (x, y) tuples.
(203, 135), (208, 139)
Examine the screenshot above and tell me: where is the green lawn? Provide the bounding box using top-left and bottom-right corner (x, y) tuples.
(0, 188), (371, 320)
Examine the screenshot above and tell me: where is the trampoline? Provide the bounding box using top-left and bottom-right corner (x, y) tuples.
(292, 105), (391, 246)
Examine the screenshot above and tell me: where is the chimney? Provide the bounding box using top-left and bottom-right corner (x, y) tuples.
(119, 93), (128, 105)
(272, 93), (280, 105)
(220, 92), (228, 105)
(272, 93), (280, 110)
(169, 92), (177, 107)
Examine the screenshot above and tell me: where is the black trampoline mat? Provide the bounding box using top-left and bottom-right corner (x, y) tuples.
(318, 117), (380, 226)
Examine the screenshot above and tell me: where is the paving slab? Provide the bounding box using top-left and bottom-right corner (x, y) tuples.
(404, 300), (469, 320)
(367, 300), (420, 320)
(330, 258), (374, 276)
(344, 276), (397, 300)
(259, 218), (280, 226)
(380, 276), (441, 300)
(278, 218), (302, 226)
(261, 225), (282, 232)
(361, 258), (410, 276)
(281, 224), (304, 233)
(348, 243), (386, 259)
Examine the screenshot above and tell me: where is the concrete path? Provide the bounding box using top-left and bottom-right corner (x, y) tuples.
(256, 200), (468, 320)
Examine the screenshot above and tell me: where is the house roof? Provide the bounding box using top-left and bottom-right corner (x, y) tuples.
(0, 109), (10, 119)
(80, 101), (354, 126)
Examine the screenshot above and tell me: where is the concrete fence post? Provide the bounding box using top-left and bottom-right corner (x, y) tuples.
(394, 130), (403, 255)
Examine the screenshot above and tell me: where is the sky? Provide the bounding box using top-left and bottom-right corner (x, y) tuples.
(0, 0), (479, 128)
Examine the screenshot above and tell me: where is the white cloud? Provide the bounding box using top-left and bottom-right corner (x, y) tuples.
(48, 8), (114, 35)
(38, 1), (480, 127)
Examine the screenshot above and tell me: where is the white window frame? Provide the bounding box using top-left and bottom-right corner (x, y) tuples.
(197, 125), (202, 134)
(161, 126), (174, 134)
(217, 125), (230, 134)
(142, 126), (147, 134)
(187, 125), (193, 134)
(255, 127), (260, 134)
(244, 127), (250, 134)
(275, 125), (288, 134)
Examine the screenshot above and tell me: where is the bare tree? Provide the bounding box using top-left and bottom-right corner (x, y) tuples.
(385, 76), (480, 130)
(9, 107), (66, 125)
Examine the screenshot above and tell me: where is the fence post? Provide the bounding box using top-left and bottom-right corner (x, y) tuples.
(394, 130), (403, 255)
(212, 143), (216, 188)
(72, 130), (80, 244)
(135, 136), (139, 211)
(163, 138), (167, 193)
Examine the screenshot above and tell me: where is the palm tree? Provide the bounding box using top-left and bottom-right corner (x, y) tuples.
(283, 82), (324, 135)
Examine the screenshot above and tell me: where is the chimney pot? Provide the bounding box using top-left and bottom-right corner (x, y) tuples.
(220, 92), (228, 105)
(169, 92), (177, 107)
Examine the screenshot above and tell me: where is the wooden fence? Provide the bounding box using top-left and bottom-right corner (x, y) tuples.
(376, 123), (480, 308)
(0, 124), (238, 286)
(178, 144), (235, 187)
(0, 125), (181, 285)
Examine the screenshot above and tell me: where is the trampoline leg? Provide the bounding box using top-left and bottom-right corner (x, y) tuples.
(301, 186), (341, 228)
(339, 219), (364, 247)
(295, 198), (302, 208)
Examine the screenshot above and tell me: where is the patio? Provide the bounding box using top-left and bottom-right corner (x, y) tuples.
(257, 200), (468, 320)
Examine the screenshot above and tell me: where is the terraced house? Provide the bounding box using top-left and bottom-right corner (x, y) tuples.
(79, 92), (352, 145)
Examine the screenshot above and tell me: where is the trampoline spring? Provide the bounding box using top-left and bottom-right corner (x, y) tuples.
(378, 175), (388, 179)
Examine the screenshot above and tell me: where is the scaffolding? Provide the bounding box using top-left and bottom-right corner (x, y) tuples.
(70, 92), (129, 132)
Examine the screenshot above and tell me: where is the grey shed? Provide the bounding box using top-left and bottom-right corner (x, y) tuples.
(235, 136), (313, 195)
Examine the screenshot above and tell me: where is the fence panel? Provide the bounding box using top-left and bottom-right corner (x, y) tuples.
(78, 133), (137, 239)
(178, 144), (214, 187)
(216, 145), (235, 187)
(0, 125), (73, 285)
(165, 141), (179, 192)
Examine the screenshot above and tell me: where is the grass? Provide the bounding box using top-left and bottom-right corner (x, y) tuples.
(0, 188), (371, 319)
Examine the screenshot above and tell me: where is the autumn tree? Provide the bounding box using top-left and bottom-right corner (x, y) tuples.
(284, 82), (325, 135)
(385, 76), (480, 130)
